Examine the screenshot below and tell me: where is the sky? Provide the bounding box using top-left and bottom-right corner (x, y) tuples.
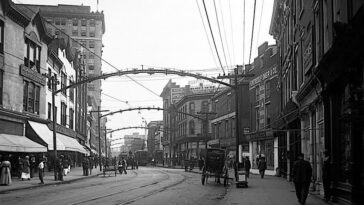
(17, 0), (275, 147)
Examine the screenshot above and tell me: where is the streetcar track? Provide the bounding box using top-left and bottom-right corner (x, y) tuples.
(117, 171), (187, 205)
(68, 170), (170, 205)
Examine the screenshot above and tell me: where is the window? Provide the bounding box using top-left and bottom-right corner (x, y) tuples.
(89, 41), (95, 48)
(189, 120), (195, 135)
(55, 18), (61, 25)
(69, 80), (74, 102)
(24, 39), (41, 72)
(61, 72), (67, 95)
(80, 40), (86, 48)
(81, 19), (87, 26)
(72, 19), (78, 26)
(89, 19), (96, 27)
(255, 108), (259, 130)
(0, 21), (4, 54)
(0, 70), (3, 105)
(88, 65), (95, 70)
(69, 108), (74, 129)
(227, 98), (231, 112)
(81, 30), (87, 37)
(48, 103), (51, 120)
(23, 81), (40, 114)
(61, 102), (67, 126)
(255, 86), (260, 101)
(265, 103), (271, 128)
(72, 30), (78, 36)
(314, 1), (321, 66)
(47, 68), (52, 90)
(89, 54), (94, 59)
(53, 74), (58, 91)
(226, 120), (230, 137)
(60, 19), (66, 25)
(265, 81), (271, 98)
(89, 31), (95, 37)
(201, 101), (209, 112)
(189, 102), (195, 114)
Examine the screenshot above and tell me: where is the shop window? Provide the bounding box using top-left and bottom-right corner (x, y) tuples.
(23, 81), (40, 114)
(24, 38), (41, 72)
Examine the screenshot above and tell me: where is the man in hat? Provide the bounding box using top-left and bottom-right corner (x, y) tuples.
(292, 153), (312, 205)
(38, 158), (45, 184)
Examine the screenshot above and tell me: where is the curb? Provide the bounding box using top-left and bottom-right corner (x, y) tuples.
(0, 173), (103, 194)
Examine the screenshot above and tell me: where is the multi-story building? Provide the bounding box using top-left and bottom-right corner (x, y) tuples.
(124, 132), (145, 153)
(0, 1), (88, 167)
(246, 42), (279, 176)
(0, 0), (50, 157)
(146, 120), (163, 159)
(173, 90), (214, 164)
(20, 3), (106, 154)
(270, 0), (364, 203)
(160, 80), (182, 166)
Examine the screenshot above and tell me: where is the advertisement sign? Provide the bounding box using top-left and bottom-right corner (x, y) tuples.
(171, 87), (185, 104)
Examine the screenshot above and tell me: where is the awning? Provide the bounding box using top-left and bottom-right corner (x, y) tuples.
(0, 134), (47, 153)
(28, 121), (88, 154)
(91, 149), (98, 155)
(57, 133), (89, 155)
(28, 121), (66, 151)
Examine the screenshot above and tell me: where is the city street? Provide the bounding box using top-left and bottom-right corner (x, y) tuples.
(0, 167), (327, 205)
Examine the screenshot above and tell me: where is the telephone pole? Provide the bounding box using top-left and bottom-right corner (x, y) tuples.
(217, 65), (253, 164)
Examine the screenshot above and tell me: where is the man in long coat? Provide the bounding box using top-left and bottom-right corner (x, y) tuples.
(292, 153), (312, 205)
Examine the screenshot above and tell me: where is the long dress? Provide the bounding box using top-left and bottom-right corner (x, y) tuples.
(0, 161), (12, 185)
(21, 159), (31, 180)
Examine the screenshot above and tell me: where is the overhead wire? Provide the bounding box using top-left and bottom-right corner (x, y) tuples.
(242, 0), (246, 68)
(255, 0), (265, 50)
(201, 0), (226, 75)
(212, 0), (229, 70)
(248, 0), (257, 64)
(228, 0), (236, 66)
(195, 0), (219, 70)
(218, 0), (233, 69)
(15, 0), (161, 98)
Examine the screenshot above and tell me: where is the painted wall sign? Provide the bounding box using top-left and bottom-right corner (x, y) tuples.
(249, 67), (278, 89)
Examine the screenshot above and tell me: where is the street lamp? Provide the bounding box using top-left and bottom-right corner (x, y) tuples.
(90, 106), (109, 171)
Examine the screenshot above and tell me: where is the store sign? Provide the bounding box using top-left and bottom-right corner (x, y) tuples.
(20, 65), (46, 85)
(171, 87), (185, 104)
(249, 67), (278, 89)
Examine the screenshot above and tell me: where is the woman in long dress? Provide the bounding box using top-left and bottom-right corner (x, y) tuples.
(0, 155), (12, 185)
(21, 156), (31, 180)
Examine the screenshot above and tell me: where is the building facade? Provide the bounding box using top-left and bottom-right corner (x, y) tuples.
(247, 42), (279, 176)
(21, 3), (106, 155)
(270, 0), (364, 203)
(146, 120), (163, 159)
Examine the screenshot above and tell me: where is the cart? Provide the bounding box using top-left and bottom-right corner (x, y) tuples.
(103, 165), (117, 177)
(235, 162), (248, 188)
(201, 148), (230, 187)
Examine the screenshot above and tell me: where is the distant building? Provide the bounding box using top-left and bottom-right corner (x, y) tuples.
(124, 132), (145, 153)
(147, 120), (163, 159)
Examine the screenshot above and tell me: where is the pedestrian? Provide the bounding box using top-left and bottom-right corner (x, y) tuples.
(17, 156), (23, 179)
(0, 155), (12, 186)
(244, 156), (251, 178)
(55, 156), (63, 181)
(21, 156), (31, 180)
(121, 157), (127, 174)
(82, 157), (89, 176)
(38, 158), (45, 184)
(292, 153), (312, 205)
(62, 156), (69, 176)
(258, 157), (267, 178)
(89, 157), (93, 175)
(322, 150), (331, 202)
(30, 155), (36, 178)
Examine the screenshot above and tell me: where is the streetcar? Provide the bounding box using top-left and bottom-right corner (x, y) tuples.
(134, 150), (148, 166)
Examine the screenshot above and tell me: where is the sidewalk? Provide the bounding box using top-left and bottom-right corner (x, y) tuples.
(186, 167), (330, 205)
(0, 166), (103, 193)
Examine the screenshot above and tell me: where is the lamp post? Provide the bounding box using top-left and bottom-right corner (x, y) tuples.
(90, 106), (109, 171)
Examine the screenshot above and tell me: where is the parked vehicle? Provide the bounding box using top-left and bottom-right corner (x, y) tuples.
(201, 148), (230, 187)
(134, 150), (148, 166)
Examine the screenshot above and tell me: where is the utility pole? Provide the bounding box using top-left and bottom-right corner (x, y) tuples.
(217, 65), (253, 164)
(197, 111), (216, 162)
